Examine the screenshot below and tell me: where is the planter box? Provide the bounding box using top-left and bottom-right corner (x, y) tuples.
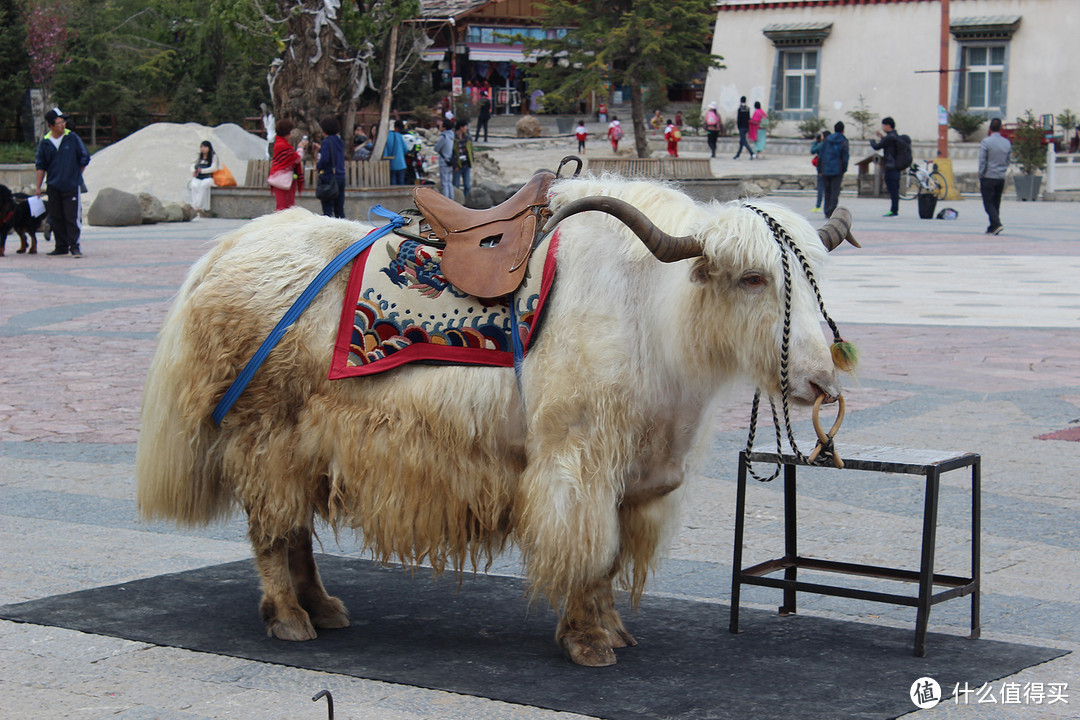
(1013, 174), (1042, 202)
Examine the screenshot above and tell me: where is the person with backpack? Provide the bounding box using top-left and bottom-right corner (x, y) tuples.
(704, 101), (723, 158)
(819, 121), (849, 219)
(607, 116), (623, 153)
(733, 96), (754, 160)
(452, 119), (474, 198)
(870, 116), (910, 217)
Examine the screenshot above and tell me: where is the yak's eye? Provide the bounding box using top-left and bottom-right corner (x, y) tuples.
(741, 272), (767, 288)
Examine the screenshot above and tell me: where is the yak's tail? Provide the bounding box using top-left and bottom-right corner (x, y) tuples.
(135, 254), (233, 526)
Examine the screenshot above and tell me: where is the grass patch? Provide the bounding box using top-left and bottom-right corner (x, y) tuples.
(0, 143), (37, 164)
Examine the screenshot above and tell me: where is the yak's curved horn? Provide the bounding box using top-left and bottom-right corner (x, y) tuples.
(541, 196), (702, 262)
(818, 207), (861, 250)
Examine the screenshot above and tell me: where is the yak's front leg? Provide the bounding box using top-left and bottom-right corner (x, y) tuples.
(255, 533), (317, 641)
(287, 527), (349, 629)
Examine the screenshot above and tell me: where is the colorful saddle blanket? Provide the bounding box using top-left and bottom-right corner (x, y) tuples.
(330, 230), (558, 378)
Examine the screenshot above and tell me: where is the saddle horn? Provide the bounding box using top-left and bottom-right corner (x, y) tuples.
(541, 196), (702, 263)
(557, 156), (583, 178)
(818, 207), (860, 251)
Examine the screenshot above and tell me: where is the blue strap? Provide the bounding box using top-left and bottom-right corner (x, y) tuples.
(212, 206), (408, 425)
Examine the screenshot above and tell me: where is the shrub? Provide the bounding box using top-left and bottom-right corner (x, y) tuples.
(682, 106), (703, 135)
(766, 109), (782, 134)
(948, 105), (985, 141)
(845, 94), (878, 140)
(797, 116), (828, 139)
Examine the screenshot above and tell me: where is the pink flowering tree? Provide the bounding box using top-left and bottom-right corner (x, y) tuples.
(24, 0), (73, 112)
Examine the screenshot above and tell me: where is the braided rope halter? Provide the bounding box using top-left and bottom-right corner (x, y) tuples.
(743, 205), (849, 482)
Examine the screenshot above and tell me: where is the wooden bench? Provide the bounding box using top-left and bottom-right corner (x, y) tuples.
(244, 158), (392, 189)
(586, 157), (713, 179)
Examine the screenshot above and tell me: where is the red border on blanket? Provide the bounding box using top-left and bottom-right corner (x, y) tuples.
(329, 230), (560, 379)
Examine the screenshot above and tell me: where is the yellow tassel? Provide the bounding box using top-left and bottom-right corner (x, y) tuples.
(831, 339), (859, 373)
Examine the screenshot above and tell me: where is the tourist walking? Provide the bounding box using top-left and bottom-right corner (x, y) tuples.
(819, 121), (849, 218)
(733, 97), (754, 159)
(607, 116), (623, 153)
(978, 117), (1012, 234)
(268, 119), (307, 211)
(749, 101), (767, 158)
(704, 101), (722, 158)
(315, 116), (346, 218)
(810, 130), (829, 212)
(434, 118), (456, 199)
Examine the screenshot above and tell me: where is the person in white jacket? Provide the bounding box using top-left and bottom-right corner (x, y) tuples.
(188, 141), (220, 214)
(433, 118), (456, 199)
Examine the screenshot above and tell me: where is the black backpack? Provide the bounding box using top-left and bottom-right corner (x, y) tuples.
(895, 134), (913, 169)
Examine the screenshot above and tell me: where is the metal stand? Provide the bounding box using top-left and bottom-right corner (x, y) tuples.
(729, 445), (980, 657)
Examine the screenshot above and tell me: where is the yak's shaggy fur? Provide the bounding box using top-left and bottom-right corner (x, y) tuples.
(136, 176), (840, 666)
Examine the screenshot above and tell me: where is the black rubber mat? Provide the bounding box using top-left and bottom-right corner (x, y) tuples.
(1, 555), (1067, 720)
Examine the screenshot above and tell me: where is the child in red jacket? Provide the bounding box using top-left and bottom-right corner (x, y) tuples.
(574, 120), (588, 153)
(664, 120), (681, 158)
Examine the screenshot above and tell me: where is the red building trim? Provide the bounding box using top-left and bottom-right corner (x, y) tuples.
(718, 0), (935, 11)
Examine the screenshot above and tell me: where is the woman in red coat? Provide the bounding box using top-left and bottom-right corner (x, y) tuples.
(269, 119), (308, 211)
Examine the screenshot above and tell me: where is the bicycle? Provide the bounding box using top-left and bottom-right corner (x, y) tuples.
(898, 159), (948, 201)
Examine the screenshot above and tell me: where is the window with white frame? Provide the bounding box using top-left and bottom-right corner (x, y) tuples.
(781, 49), (817, 111)
(950, 15), (1019, 118)
(959, 45), (1005, 112)
(762, 23), (830, 120)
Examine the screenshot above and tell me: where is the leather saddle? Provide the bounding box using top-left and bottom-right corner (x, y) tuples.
(411, 170), (555, 298)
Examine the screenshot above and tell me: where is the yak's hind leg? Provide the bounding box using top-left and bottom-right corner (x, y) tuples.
(255, 527), (350, 640)
(287, 527), (349, 629)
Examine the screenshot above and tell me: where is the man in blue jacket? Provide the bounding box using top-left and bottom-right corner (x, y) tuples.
(819, 121), (849, 218)
(34, 108), (90, 257)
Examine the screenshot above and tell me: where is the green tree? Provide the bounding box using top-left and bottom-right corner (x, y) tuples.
(52, 0), (166, 142)
(0, 0), (30, 141)
(522, 0), (723, 158)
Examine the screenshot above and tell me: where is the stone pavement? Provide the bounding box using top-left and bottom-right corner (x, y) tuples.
(1, 192), (1077, 719)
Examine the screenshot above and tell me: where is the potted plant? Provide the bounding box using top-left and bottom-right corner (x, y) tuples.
(1011, 110), (1046, 201)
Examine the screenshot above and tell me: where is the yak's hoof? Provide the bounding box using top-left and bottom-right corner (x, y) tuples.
(561, 633), (617, 667)
(266, 615), (317, 641)
(261, 600), (317, 641)
(308, 595), (350, 629)
(607, 626), (637, 649)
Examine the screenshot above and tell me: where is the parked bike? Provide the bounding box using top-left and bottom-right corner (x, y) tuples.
(899, 160), (948, 201)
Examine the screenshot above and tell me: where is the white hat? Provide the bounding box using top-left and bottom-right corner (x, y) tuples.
(708, 101), (717, 109)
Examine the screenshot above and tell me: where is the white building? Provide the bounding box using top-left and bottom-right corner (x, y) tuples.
(703, 0), (1078, 141)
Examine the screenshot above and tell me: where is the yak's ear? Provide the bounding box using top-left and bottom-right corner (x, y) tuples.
(690, 257), (713, 285)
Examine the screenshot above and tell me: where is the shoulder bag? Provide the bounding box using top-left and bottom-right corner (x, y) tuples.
(315, 142), (339, 201)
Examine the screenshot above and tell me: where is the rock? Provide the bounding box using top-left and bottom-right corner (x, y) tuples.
(516, 115), (542, 138)
(87, 188), (143, 227)
(162, 202), (191, 223)
(739, 181), (766, 198)
(465, 187), (493, 209)
(138, 193), (169, 224)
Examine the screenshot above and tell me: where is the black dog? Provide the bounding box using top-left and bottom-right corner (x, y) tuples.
(0, 184), (51, 256)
